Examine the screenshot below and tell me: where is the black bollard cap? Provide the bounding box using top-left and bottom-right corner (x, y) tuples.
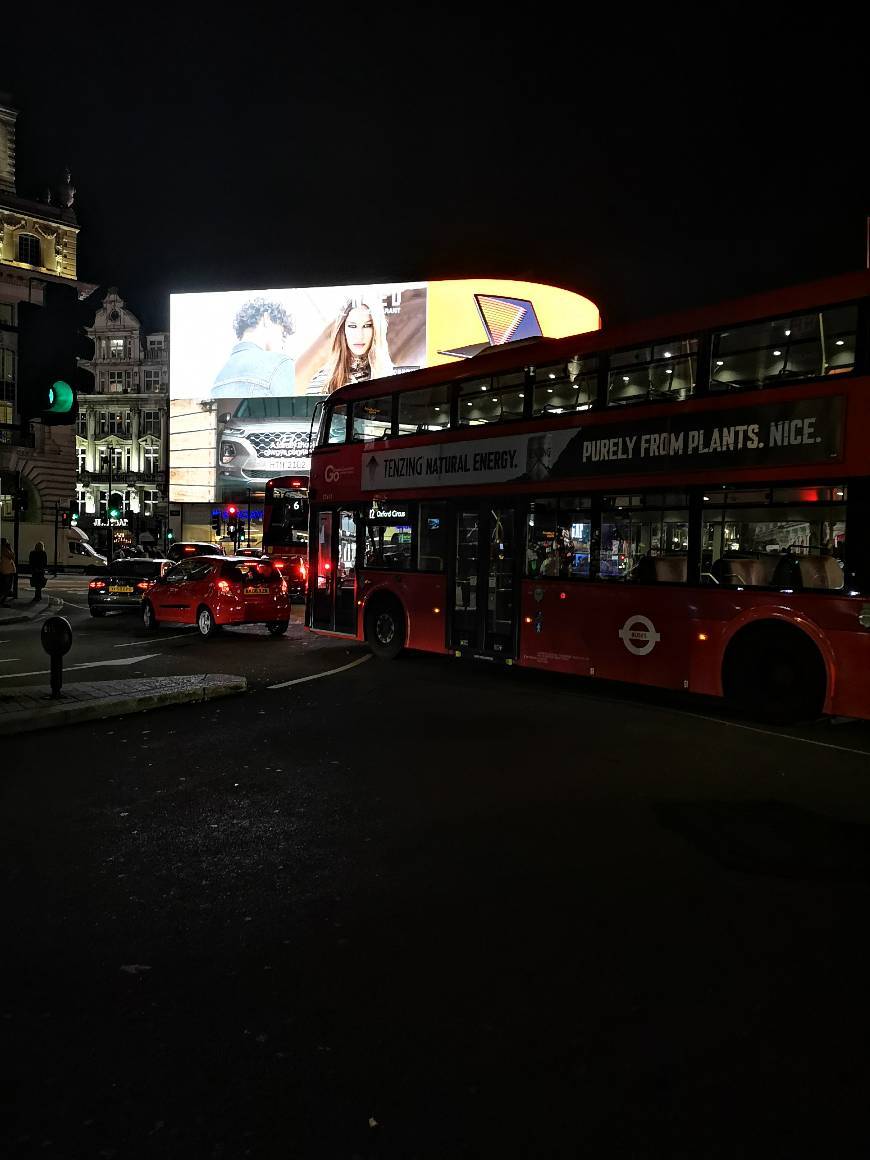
(41, 615), (73, 657)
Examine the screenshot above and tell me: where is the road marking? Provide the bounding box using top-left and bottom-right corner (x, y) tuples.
(0, 658), (21, 664)
(113, 634), (191, 647)
(0, 653), (161, 680)
(683, 710), (870, 758)
(268, 654), (372, 689)
(59, 600), (89, 610)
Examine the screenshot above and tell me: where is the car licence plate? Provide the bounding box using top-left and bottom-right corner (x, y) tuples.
(109, 585), (134, 593)
(244, 586), (270, 595)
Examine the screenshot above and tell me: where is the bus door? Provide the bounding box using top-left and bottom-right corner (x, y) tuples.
(310, 508), (358, 633)
(452, 504), (519, 659)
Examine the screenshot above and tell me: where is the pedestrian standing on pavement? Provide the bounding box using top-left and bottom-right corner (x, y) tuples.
(29, 540), (48, 603)
(0, 538), (15, 605)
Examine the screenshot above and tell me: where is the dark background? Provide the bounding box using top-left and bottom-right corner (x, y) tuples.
(6, 13), (869, 330)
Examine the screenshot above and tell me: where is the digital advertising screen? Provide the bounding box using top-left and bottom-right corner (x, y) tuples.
(169, 278), (599, 503)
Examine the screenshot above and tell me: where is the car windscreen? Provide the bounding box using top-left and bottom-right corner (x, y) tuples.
(223, 561), (283, 586)
(233, 397), (319, 421)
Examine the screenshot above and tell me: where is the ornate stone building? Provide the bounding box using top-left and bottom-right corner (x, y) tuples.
(0, 93), (96, 554)
(75, 289), (169, 554)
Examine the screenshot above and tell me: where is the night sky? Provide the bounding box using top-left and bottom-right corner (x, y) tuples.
(7, 16), (868, 332)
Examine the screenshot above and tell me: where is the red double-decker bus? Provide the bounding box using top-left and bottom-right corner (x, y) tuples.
(262, 476), (309, 600)
(305, 269), (870, 722)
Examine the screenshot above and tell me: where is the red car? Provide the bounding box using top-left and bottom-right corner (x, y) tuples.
(142, 555), (290, 637)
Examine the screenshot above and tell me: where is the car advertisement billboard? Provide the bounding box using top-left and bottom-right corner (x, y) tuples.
(169, 278), (599, 502)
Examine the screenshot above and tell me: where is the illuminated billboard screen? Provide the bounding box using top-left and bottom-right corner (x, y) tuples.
(170, 279), (599, 503)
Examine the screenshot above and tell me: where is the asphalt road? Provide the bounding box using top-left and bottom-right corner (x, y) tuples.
(4, 587), (870, 1157)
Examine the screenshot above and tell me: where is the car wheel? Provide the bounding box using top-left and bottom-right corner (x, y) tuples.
(142, 601), (159, 631)
(197, 605), (216, 638)
(89, 607), (106, 618)
(267, 620), (289, 636)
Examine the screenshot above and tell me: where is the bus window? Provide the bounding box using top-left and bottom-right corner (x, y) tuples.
(527, 496), (592, 578)
(326, 403), (348, 444)
(397, 384), (452, 435)
(710, 304), (857, 392)
(599, 499), (689, 581)
(352, 397), (393, 442)
(701, 487), (846, 590)
(364, 502), (415, 569)
(608, 339), (698, 407)
(533, 357), (597, 416)
(458, 372), (525, 426)
(418, 502), (447, 571)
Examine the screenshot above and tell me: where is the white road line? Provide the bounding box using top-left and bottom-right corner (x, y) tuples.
(59, 600), (89, 610)
(0, 653), (161, 680)
(113, 634), (191, 647)
(683, 710), (870, 758)
(268, 654), (372, 689)
(0, 658), (21, 664)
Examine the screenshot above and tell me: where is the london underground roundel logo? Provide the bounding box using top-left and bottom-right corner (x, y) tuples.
(618, 614), (661, 656)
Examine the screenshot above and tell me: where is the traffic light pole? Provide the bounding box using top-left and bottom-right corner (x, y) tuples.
(53, 501), (59, 574)
(107, 454), (114, 564)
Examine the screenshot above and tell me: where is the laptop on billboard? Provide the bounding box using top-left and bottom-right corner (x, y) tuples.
(438, 293), (544, 359)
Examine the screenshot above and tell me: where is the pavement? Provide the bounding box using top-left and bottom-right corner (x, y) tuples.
(0, 593), (63, 624)
(1, 581), (249, 731)
(0, 672), (247, 734)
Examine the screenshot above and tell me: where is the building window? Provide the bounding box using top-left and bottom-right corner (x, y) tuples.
(98, 410), (131, 436)
(109, 338), (126, 360)
(142, 410), (161, 435)
(76, 411), (88, 436)
(73, 485), (88, 516)
(142, 488), (160, 516)
(143, 444), (160, 474)
(98, 446), (130, 474)
(142, 369), (162, 392)
(107, 370), (130, 393)
(0, 304), (15, 326)
(0, 346), (15, 397)
(17, 234), (42, 266)
(76, 445), (87, 473)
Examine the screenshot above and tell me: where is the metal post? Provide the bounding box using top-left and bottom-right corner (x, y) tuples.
(246, 489), (251, 547)
(12, 469), (20, 600)
(53, 500), (59, 574)
(107, 453), (114, 564)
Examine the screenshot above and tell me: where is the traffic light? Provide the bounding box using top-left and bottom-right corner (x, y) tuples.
(17, 282), (91, 426)
(225, 505), (238, 535)
(108, 491), (123, 520)
(211, 512), (221, 535)
(60, 510), (70, 527)
(166, 528), (175, 542)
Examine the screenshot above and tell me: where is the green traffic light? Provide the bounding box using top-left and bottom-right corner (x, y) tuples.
(108, 507), (121, 519)
(47, 380), (74, 414)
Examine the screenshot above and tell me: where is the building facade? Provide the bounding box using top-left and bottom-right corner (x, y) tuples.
(76, 289), (169, 555)
(0, 94), (95, 557)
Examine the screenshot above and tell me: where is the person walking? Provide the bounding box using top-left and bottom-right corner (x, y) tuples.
(0, 538), (16, 605)
(29, 540), (48, 603)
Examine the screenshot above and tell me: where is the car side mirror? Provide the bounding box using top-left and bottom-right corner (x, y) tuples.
(220, 412), (232, 423)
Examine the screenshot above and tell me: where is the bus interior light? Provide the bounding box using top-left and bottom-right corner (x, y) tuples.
(433, 607), (441, 614)
(697, 632), (708, 641)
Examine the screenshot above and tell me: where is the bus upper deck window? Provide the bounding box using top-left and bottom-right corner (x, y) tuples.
(326, 403), (348, 444)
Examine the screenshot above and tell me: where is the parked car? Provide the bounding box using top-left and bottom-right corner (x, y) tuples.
(166, 541), (225, 563)
(142, 555), (290, 637)
(88, 558), (172, 616)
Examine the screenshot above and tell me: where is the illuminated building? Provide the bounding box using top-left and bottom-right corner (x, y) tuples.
(76, 289), (169, 554)
(0, 92), (97, 557)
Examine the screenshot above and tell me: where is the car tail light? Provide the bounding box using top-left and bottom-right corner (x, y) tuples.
(136, 580), (150, 591)
(296, 560), (307, 579)
(89, 580), (106, 590)
(217, 579), (232, 593)
(273, 559), (286, 569)
(279, 578), (288, 595)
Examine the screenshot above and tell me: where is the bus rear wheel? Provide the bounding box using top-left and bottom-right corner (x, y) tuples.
(365, 597), (405, 661)
(722, 622), (826, 724)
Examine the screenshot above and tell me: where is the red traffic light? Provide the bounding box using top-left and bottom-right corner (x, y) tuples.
(226, 505), (237, 516)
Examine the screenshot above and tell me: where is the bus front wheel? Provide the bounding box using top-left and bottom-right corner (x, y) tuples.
(365, 597), (405, 661)
(722, 622), (826, 724)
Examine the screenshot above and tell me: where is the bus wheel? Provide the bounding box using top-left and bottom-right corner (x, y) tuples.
(722, 622), (826, 724)
(365, 597), (405, 660)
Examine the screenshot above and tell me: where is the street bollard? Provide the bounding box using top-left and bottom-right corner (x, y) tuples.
(41, 615), (73, 699)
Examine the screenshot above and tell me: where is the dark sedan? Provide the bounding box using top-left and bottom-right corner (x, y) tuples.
(88, 558), (172, 617)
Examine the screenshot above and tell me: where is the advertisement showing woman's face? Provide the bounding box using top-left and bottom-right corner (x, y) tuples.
(344, 307), (374, 357)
